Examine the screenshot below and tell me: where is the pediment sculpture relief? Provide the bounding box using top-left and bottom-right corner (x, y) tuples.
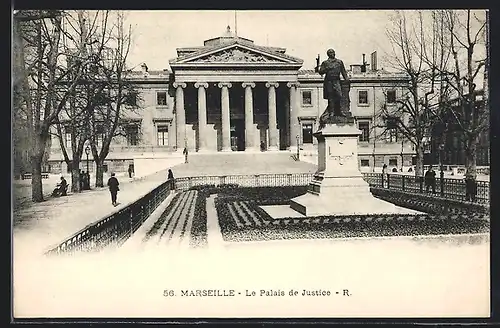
(192, 48), (280, 63)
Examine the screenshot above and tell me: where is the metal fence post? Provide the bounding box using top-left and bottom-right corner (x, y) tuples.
(387, 174), (390, 189)
(402, 175), (405, 192)
(129, 211), (133, 238)
(440, 171), (445, 197)
(419, 176), (423, 192)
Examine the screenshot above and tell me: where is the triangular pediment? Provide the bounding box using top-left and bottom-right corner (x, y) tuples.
(170, 41), (303, 66)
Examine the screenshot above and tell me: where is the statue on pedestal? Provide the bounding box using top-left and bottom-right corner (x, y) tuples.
(315, 49), (353, 129)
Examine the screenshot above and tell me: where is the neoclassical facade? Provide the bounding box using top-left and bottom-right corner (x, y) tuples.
(48, 28), (414, 174)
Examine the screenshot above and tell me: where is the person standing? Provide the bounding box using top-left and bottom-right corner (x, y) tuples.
(167, 169), (175, 190)
(382, 164), (388, 188)
(79, 170), (84, 190)
(183, 147), (189, 164)
(425, 166), (436, 193)
(86, 171), (91, 189)
(107, 172), (120, 206)
(128, 166), (133, 179)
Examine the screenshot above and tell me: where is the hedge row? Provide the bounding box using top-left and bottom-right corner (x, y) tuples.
(189, 189), (209, 248)
(371, 188), (490, 220)
(143, 192), (183, 242)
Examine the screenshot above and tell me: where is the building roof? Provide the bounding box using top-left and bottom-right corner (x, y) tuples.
(170, 27), (303, 66)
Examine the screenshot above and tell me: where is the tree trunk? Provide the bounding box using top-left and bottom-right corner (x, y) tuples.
(31, 155), (44, 202)
(31, 131), (48, 202)
(95, 160), (105, 187)
(465, 137), (477, 180)
(414, 144), (425, 177)
(71, 161), (81, 193)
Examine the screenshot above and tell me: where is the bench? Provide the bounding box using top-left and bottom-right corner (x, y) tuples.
(21, 173), (50, 180)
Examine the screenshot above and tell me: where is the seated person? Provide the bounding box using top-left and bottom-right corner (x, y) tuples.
(52, 176), (68, 197)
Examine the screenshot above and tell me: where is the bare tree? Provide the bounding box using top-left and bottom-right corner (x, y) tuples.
(378, 11), (439, 177)
(53, 10), (111, 192)
(13, 10), (91, 202)
(87, 11), (141, 187)
(435, 10), (487, 181)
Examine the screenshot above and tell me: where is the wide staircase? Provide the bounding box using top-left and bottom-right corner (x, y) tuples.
(172, 152), (317, 177)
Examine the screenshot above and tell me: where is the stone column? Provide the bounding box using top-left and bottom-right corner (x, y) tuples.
(266, 82), (279, 151)
(173, 82), (187, 151)
(194, 82), (208, 152)
(242, 82), (256, 151)
(287, 82), (300, 149)
(218, 82), (232, 152)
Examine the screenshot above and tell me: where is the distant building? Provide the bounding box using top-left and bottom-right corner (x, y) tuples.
(47, 27), (413, 174)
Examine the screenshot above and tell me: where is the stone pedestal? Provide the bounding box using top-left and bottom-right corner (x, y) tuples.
(290, 123), (397, 216)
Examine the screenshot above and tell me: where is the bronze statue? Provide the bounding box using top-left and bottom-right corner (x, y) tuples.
(315, 49), (352, 128)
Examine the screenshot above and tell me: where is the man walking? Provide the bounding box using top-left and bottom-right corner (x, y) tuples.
(107, 172), (120, 206)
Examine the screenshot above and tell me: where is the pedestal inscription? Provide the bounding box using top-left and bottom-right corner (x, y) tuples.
(290, 123), (399, 216)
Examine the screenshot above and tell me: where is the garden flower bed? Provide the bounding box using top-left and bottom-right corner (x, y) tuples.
(211, 187), (490, 243)
(143, 185), (490, 246)
(142, 190), (201, 245)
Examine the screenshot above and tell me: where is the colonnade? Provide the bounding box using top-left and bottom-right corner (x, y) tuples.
(172, 81), (301, 152)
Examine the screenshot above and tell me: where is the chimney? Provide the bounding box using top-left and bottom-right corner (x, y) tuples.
(361, 54), (367, 73)
(140, 63), (149, 74)
(371, 51), (377, 71)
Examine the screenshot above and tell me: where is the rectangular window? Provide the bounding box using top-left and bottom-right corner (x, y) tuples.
(126, 125), (139, 146)
(157, 125), (169, 146)
(358, 90), (369, 105)
(65, 132), (72, 149)
(361, 159), (370, 167)
(387, 128), (398, 143)
(386, 90), (396, 104)
(358, 121), (370, 142)
(302, 91), (312, 106)
(302, 123), (313, 144)
(157, 92), (167, 106)
(103, 164), (108, 173)
(389, 158), (398, 166)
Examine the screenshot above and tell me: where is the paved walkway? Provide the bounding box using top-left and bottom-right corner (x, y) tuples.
(12, 153), (317, 259)
(13, 169), (171, 258)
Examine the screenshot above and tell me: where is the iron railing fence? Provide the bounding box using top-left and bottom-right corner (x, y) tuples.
(45, 180), (171, 255)
(363, 173), (489, 205)
(46, 172), (489, 255)
(174, 173), (315, 191)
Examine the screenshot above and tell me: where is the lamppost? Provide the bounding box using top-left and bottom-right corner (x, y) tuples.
(438, 143), (444, 176)
(296, 135), (300, 161)
(85, 144), (90, 189)
(400, 139), (404, 172)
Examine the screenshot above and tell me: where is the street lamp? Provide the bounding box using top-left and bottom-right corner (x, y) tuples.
(85, 144), (90, 189)
(296, 135), (300, 161)
(400, 139), (404, 172)
(438, 143), (444, 176)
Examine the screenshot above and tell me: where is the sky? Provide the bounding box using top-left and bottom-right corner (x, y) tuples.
(122, 10), (397, 72)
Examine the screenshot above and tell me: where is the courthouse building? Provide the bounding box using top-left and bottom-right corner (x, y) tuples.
(48, 27), (413, 174)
